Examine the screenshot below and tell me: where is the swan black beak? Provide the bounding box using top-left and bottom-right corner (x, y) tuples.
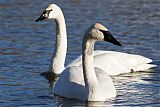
(35, 13), (47, 22)
(35, 9), (52, 22)
(100, 30), (121, 46)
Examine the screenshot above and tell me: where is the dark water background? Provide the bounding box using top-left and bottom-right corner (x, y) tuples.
(0, 0), (160, 106)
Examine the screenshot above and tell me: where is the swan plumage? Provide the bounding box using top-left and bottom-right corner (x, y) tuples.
(54, 23), (118, 101)
(35, 4), (156, 76)
(54, 66), (116, 101)
(67, 50), (155, 75)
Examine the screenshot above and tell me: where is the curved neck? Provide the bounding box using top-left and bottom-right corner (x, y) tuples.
(82, 39), (100, 100)
(50, 12), (67, 74)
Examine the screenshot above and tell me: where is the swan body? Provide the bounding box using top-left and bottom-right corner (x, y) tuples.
(35, 4), (156, 76)
(54, 66), (116, 101)
(54, 23), (119, 101)
(67, 50), (155, 75)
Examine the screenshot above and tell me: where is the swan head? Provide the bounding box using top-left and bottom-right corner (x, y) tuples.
(87, 23), (121, 46)
(35, 4), (62, 22)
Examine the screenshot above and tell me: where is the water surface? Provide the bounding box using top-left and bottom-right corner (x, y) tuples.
(0, 0), (160, 106)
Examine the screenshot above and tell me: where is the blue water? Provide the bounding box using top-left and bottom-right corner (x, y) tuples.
(0, 0), (160, 106)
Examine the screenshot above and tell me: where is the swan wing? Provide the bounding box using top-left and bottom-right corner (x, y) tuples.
(54, 66), (86, 101)
(95, 67), (116, 99)
(66, 51), (156, 75)
(93, 51), (155, 75)
(54, 66), (116, 100)
(66, 50), (112, 67)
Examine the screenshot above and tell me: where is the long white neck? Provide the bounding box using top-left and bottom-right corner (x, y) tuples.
(82, 39), (97, 84)
(49, 12), (67, 74)
(82, 39), (103, 101)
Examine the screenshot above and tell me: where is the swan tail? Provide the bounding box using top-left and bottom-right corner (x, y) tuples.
(131, 63), (156, 72)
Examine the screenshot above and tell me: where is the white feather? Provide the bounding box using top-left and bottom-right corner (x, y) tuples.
(54, 23), (117, 101)
(67, 50), (156, 75)
(39, 4), (156, 75)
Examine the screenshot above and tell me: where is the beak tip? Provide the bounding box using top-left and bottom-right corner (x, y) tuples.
(35, 18), (40, 22)
(114, 42), (121, 47)
(118, 42), (122, 47)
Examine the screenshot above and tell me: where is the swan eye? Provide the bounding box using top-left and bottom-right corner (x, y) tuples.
(43, 13), (48, 17)
(49, 9), (52, 12)
(35, 9), (52, 22)
(43, 9), (52, 17)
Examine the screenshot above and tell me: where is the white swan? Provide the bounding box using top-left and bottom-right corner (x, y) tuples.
(54, 23), (119, 101)
(35, 4), (156, 75)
